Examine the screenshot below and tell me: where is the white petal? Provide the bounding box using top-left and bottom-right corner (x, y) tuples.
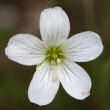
(57, 60), (92, 100)
(28, 63), (60, 106)
(62, 31), (103, 62)
(40, 7), (70, 45)
(5, 34), (45, 66)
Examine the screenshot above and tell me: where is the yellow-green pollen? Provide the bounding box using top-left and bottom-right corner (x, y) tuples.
(45, 46), (65, 65)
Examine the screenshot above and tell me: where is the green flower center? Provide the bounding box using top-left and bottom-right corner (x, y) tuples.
(45, 46), (65, 65)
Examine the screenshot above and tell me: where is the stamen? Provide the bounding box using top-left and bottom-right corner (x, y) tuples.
(45, 45), (65, 65)
(51, 60), (55, 65)
(57, 58), (62, 64)
(52, 53), (57, 58)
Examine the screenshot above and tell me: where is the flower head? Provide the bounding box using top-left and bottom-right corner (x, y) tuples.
(5, 7), (103, 106)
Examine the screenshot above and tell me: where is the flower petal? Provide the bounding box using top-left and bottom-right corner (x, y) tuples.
(5, 34), (45, 66)
(40, 7), (70, 45)
(62, 31), (103, 62)
(28, 63), (60, 106)
(57, 60), (92, 100)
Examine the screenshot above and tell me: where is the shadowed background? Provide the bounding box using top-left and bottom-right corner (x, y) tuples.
(0, 0), (110, 110)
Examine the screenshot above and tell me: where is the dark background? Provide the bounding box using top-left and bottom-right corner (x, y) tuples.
(0, 0), (110, 110)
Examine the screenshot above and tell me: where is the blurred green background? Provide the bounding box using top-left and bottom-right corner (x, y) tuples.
(0, 0), (110, 110)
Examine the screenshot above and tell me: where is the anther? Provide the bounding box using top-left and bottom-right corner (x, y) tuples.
(57, 58), (62, 64)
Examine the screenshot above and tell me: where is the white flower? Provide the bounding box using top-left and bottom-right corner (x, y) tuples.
(5, 7), (103, 106)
